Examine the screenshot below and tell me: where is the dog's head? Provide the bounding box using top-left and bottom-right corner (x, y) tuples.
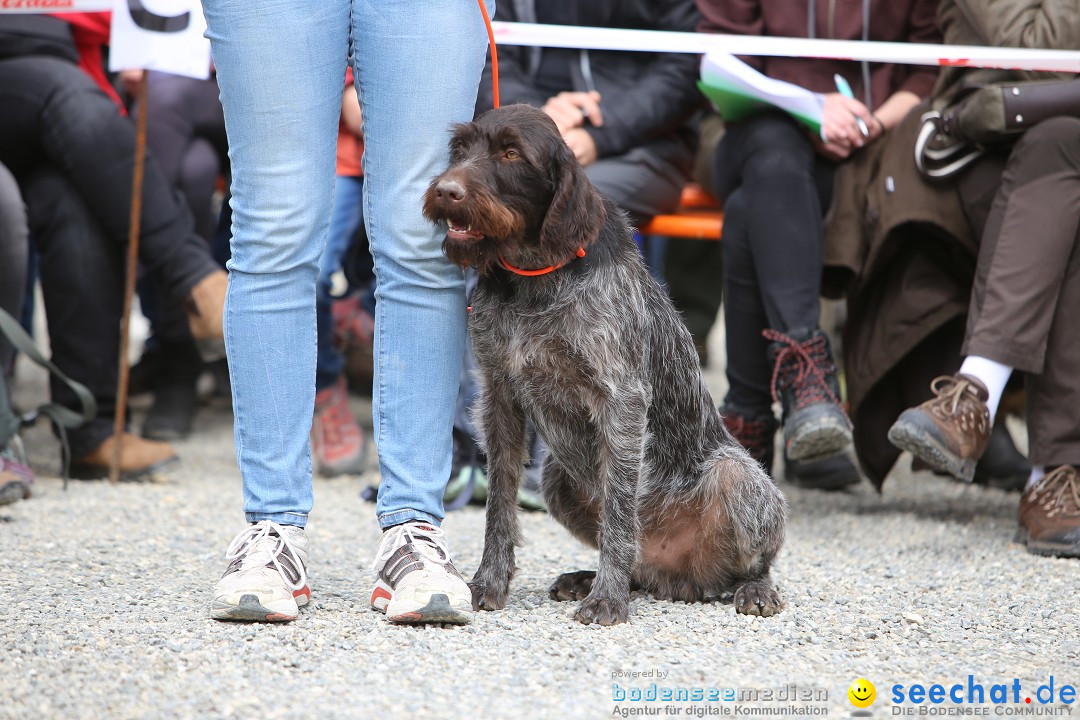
(423, 104), (607, 274)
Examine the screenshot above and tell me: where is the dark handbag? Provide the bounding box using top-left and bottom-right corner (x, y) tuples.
(916, 78), (1080, 179)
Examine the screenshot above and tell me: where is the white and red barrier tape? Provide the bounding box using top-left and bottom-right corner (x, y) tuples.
(0, 4), (1077, 74)
(491, 21), (1080, 74)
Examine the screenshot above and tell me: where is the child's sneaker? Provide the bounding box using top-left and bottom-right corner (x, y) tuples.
(211, 521), (310, 622)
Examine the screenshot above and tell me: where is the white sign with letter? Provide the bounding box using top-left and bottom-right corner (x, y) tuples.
(107, 0), (210, 79)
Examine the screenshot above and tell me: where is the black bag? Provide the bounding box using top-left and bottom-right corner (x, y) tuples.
(916, 78), (1080, 179)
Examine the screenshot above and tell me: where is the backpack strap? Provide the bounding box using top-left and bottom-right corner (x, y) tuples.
(0, 306), (97, 485)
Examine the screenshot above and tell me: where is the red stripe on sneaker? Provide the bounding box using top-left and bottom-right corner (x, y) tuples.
(371, 586), (392, 604)
(293, 585), (311, 599)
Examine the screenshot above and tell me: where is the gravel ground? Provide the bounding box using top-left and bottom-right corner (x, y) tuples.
(2, 325), (1078, 720)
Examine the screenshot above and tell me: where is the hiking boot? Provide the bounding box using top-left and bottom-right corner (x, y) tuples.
(785, 452), (861, 491)
(1017, 465), (1080, 558)
(311, 376), (366, 477)
(184, 270), (227, 361)
(888, 374), (990, 483)
(973, 416), (1030, 491)
(370, 521), (472, 624)
(0, 435), (33, 506)
(720, 403), (779, 474)
(70, 432), (178, 481)
(764, 327), (852, 461)
(211, 521), (310, 621)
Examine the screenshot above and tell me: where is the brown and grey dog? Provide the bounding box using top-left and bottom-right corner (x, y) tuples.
(423, 104), (787, 625)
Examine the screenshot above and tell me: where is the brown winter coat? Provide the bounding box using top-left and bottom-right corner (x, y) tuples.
(824, 0), (1080, 486)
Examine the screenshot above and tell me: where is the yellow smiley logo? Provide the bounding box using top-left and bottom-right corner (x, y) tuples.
(848, 678), (876, 708)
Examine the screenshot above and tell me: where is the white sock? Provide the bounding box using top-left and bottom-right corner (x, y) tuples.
(1027, 465), (1045, 491)
(958, 355), (1013, 423)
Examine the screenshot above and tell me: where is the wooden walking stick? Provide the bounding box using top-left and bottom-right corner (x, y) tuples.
(110, 71), (150, 485)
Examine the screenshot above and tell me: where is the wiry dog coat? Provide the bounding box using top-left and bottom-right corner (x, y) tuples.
(424, 104), (786, 625)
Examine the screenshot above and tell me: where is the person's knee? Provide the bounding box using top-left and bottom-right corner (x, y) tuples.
(20, 168), (83, 231)
(741, 113), (813, 157)
(743, 147), (814, 188)
(1014, 116), (1080, 168)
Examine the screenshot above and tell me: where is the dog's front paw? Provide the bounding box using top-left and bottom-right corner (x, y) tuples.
(574, 594), (629, 626)
(549, 570), (596, 602)
(734, 580), (782, 617)
(469, 580), (509, 612)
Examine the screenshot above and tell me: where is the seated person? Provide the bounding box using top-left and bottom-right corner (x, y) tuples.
(135, 69), (230, 441)
(883, 0), (1080, 557)
(696, 0), (940, 489)
(0, 14), (227, 478)
(476, 0), (703, 228)
(441, 1), (705, 508)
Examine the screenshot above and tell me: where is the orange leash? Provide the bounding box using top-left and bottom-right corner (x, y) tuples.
(476, 0), (499, 108)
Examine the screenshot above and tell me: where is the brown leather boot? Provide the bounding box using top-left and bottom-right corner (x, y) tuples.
(1018, 465), (1080, 558)
(70, 432), (179, 481)
(184, 270), (227, 360)
(888, 374), (991, 483)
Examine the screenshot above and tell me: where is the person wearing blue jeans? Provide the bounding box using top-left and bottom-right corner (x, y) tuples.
(205, 0), (490, 625)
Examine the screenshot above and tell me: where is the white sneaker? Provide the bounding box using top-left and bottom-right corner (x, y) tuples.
(370, 521), (472, 624)
(211, 521), (310, 622)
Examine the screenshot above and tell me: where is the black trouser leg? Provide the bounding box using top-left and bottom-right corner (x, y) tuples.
(712, 112), (834, 411)
(21, 167), (123, 458)
(720, 188), (772, 413)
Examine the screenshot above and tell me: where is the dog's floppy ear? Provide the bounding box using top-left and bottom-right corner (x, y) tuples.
(539, 138), (607, 262)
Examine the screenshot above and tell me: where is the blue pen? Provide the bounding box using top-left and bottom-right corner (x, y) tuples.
(834, 73), (870, 139)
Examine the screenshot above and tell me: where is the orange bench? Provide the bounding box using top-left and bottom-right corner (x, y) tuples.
(639, 184), (723, 241)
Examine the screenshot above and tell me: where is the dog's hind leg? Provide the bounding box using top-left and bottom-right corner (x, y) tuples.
(715, 453), (787, 617)
(470, 377), (528, 612)
(573, 392), (647, 626)
(541, 460), (602, 602)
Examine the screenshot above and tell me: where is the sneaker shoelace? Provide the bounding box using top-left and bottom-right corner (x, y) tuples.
(926, 375), (989, 435)
(1030, 466), (1080, 518)
(225, 520), (307, 592)
(371, 522), (454, 575)
(763, 330), (850, 425)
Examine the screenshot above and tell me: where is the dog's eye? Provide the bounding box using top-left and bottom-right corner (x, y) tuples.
(503, 148), (520, 160)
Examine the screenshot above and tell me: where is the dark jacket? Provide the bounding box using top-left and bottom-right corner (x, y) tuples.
(477, 0), (703, 165)
(824, 0), (1079, 486)
(695, 0), (941, 110)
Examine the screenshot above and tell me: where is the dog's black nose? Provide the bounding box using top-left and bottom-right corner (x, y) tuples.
(435, 178), (466, 202)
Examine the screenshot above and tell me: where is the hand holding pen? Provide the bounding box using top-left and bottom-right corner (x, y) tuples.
(818, 75), (880, 160)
